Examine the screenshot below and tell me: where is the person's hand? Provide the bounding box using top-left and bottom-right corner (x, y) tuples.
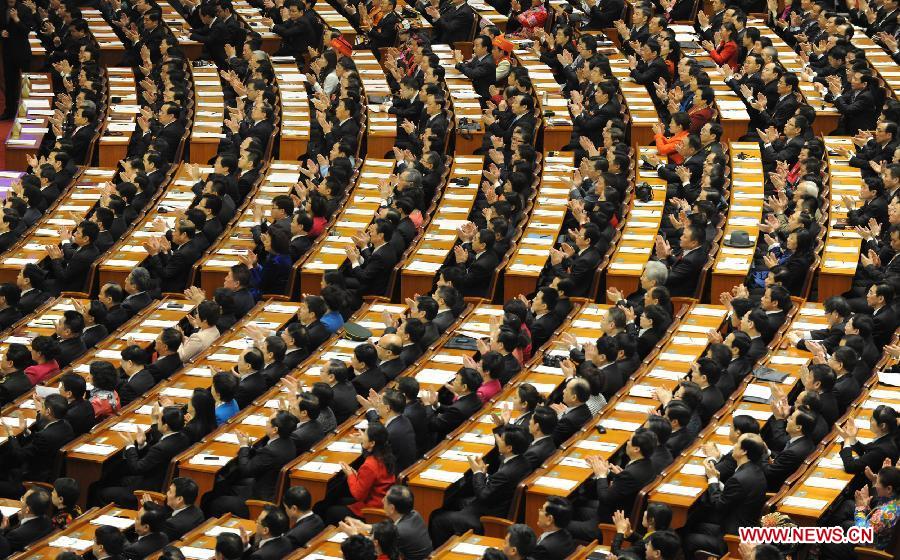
(704, 460), (720, 480)
(184, 286), (206, 304)
(467, 454), (487, 474)
(612, 510), (632, 536)
(703, 441), (722, 461)
(135, 427), (147, 447)
(855, 484), (872, 509)
(46, 244), (63, 259)
(340, 462), (357, 478)
(772, 397), (791, 420)
(607, 287), (624, 303)
(654, 235), (672, 259)
(763, 253), (778, 269)
(586, 455), (610, 477)
(653, 387), (672, 406)
(421, 390), (438, 406)
(550, 402), (568, 415)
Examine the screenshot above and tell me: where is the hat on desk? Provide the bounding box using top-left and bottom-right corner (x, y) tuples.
(493, 35), (514, 53)
(724, 230), (755, 248)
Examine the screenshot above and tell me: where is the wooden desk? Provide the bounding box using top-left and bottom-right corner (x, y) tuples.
(606, 52), (658, 151)
(502, 152), (575, 301)
(8, 504), (137, 560)
(5, 73), (54, 172)
(299, 159), (396, 294)
(429, 530), (506, 560)
(271, 62), (312, 160)
(0, 167), (117, 285)
(158, 514), (257, 560)
(197, 161), (300, 296)
(432, 46), (484, 155)
(399, 156), (485, 300)
(353, 51), (397, 157)
(189, 68), (225, 164)
(83, 9), (126, 66)
(99, 68), (139, 167)
(818, 137), (863, 300)
(604, 148), (668, 296)
(711, 143), (764, 298)
(510, 46), (574, 151)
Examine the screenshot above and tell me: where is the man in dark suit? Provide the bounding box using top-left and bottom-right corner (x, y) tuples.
(289, 392), (326, 455)
(569, 82), (621, 150)
(848, 122), (898, 178)
(80, 301), (110, 349)
(144, 220), (207, 294)
(426, 0), (475, 44)
(146, 328), (184, 384)
(760, 115), (807, 170)
(297, 295), (331, 351)
(0, 394), (74, 495)
(343, 219), (399, 297)
(683, 435), (768, 557)
(223, 264), (256, 318)
(0, 344), (33, 406)
(351, 343), (388, 395)
(94, 407), (192, 509)
(429, 427), (533, 545)
(588, 0), (625, 28)
(234, 348), (268, 409)
(447, 229), (499, 298)
(366, 389), (418, 472)
(0, 1), (33, 120)
(552, 378), (592, 445)
(568, 431), (658, 541)
(123, 503), (170, 560)
(62, 104), (97, 165)
(271, 0), (315, 57)
(258, 336), (289, 388)
(485, 94), (537, 150)
(454, 35), (496, 99)
(118, 344), (156, 406)
(57, 373), (96, 437)
(316, 360), (356, 426)
(16, 264), (51, 315)
(0, 488), (54, 556)
(322, 98), (361, 155)
(754, 71), (800, 131)
(361, 0), (401, 49)
(523, 406), (559, 470)
(762, 407), (816, 491)
(827, 70), (880, 135)
(867, 283), (898, 349)
(628, 39), (669, 91)
(532, 496), (577, 560)
(189, 3), (228, 66)
(289, 213), (315, 263)
(657, 224), (707, 298)
(0, 283), (21, 330)
(283, 485), (325, 548)
(156, 478), (206, 542)
(527, 288), (562, 351)
(245, 506), (293, 560)
(424, 368), (484, 444)
(52, 310), (87, 369)
(206, 411), (299, 518)
(46, 220), (101, 295)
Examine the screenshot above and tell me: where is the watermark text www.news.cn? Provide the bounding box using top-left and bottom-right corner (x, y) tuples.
(738, 526), (874, 544)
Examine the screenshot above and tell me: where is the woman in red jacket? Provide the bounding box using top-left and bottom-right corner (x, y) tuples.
(703, 23), (739, 71)
(324, 422), (397, 524)
(653, 112), (692, 164)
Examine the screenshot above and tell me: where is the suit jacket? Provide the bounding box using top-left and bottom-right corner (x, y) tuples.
(66, 399), (96, 436)
(0, 371), (31, 405)
(17, 289), (51, 315)
(245, 536), (293, 560)
(703, 461), (767, 534)
(145, 237), (205, 293)
(650, 445), (674, 475)
(162, 505), (205, 542)
(236, 371), (268, 409)
(119, 369), (156, 406)
(393, 511), (432, 560)
(386, 414), (418, 472)
(7, 418), (75, 481)
(433, 2), (475, 44)
(232, 288), (256, 318)
(630, 57), (669, 87)
(123, 531), (169, 560)
(67, 124), (95, 164)
(380, 357), (406, 381)
(873, 305), (897, 348)
(0, 306), (21, 330)
(470, 454), (532, 516)
(597, 458), (656, 520)
(840, 435), (900, 478)
(553, 403), (591, 445)
(762, 135), (805, 167)
(432, 310), (456, 334)
(123, 291), (154, 319)
(105, 304), (131, 332)
(427, 392), (482, 442)
(405, 401), (429, 454)
(664, 247), (707, 297)
(305, 320), (331, 351)
(0, 516), (54, 554)
(332, 381), (360, 425)
(666, 428), (694, 457)
(763, 431), (814, 491)
(530, 313), (561, 351)
(285, 514), (325, 549)
(147, 353), (183, 384)
(834, 374), (862, 413)
(290, 420), (325, 455)
(325, 118), (360, 154)
(532, 529), (576, 560)
(453, 250), (499, 298)
(352, 367), (388, 395)
(523, 436), (557, 470)
(56, 336), (86, 369)
(260, 362), (288, 388)
(122, 431), (192, 491)
(81, 323), (109, 349)
(456, 54), (496, 98)
(833, 88), (879, 135)
(50, 243), (100, 294)
(759, 93), (800, 130)
(348, 244), (398, 296)
(236, 437), (297, 500)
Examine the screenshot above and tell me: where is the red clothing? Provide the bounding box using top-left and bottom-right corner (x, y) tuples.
(709, 41), (739, 70)
(688, 106), (714, 134)
(477, 378), (502, 403)
(348, 455), (395, 516)
(25, 360), (60, 386)
(654, 130), (689, 164)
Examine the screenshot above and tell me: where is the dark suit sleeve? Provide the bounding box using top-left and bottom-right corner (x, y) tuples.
(706, 476), (744, 512)
(123, 442), (168, 474)
(471, 469), (510, 502)
(237, 445), (278, 478)
(596, 471), (641, 510)
(49, 252), (92, 289)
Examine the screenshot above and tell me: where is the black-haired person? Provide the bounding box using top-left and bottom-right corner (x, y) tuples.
(50, 477), (82, 530)
(568, 431), (657, 541)
(45, 220), (101, 295)
(0, 283), (21, 330)
(153, 477), (205, 542)
(762, 405), (816, 491)
(0, 394), (74, 494)
(446, 228), (499, 298)
(611, 503), (674, 559)
(24, 335), (60, 386)
(223, 264), (255, 319)
(286, 390), (325, 455)
(351, 343), (387, 396)
(91, 524), (127, 560)
(636, 304), (671, 360)
(123, 502), (170, 559)
(147, 328), (184, 384)
(683, 434), (769, 557)
(0, 344), (32, 405)
(242, 505), (293, 560)
(429, 427), (532, 545)
(837, 405), (900, 483)
(53, 310), (86, 369)
(550, 377), (592, 446)
(206, 411), (300, 518)
(283, 485), (325, 548)
(177, 300), (221, 362)
(297, 295), (331, 351)
(16, 264), (50, 315)
(0, 488), (54, 555)
(234, 347), (268, 409)
(77, 299), (109, 349)
(94, 405), (191, 509)
(118, 344), (155, 407)
(211, 371), (240, 425)
(343, 219), (399, 296)
(242, 228), (293, 297)
(422, 367), (483, 444)
(144, 219), (207, 293)
(532, 496), (576, 560)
